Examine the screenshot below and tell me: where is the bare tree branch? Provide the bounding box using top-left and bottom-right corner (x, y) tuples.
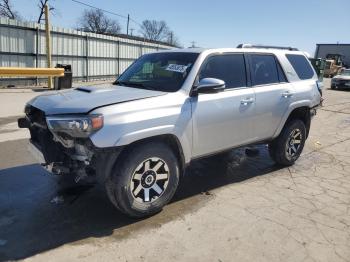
(0, 0), (19, 19)
(37, 0), (55, 23)
(139, 20), (181, 45)
(165, 30), (181, 47)
(140, 20), (169, 41)
(77, 9), (121, 35)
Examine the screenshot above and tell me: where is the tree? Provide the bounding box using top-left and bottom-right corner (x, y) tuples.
(37, 0), (55, 23)
(166, 30), (181, 47)
(0, 0), (19, 19)
(140, 20), (169, 41)
(77, 9), (121, 34)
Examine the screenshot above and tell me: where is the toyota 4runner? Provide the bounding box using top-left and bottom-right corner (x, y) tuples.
(18, 45), (322, 217)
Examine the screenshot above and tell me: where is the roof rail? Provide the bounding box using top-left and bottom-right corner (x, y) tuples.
(237, 43), (299, 51)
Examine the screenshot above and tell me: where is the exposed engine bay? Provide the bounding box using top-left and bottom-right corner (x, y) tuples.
(18, 105), (121, 183)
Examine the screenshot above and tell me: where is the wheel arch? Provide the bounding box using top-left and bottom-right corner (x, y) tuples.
(274, 105), (312, 139)
(118, 134), (186, 176)
(286, 107), (311, 137)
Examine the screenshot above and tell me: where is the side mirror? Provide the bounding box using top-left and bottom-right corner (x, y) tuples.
(194, 78), (225, 94)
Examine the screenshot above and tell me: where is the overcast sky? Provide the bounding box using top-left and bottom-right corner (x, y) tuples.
(11, 0), (350, 55)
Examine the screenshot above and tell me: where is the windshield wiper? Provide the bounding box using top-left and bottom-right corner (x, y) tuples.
(113, 80), (127, 86)
(114, 80), (154, 90)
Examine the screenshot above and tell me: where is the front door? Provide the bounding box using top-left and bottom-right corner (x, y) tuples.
(191, 53), (256, 158)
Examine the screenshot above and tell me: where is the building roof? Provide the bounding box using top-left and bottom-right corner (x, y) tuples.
(316, 43), (350, 46)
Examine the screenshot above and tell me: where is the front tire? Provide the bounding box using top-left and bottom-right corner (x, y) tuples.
(269, 119), (306, 166)
(105, 142), (180, 218)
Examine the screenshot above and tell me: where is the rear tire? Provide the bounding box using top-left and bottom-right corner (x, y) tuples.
(269, 119), (306, 166)
(105, 142), (180, 218)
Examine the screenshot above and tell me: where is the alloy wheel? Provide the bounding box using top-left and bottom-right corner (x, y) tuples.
(285, 128), (302, 160)
(130, 157), (169, 203)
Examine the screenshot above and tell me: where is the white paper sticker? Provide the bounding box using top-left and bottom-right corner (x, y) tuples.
(166, 64), (188, 73)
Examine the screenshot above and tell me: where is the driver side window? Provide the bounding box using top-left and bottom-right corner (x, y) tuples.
(199, 54), (247, 89)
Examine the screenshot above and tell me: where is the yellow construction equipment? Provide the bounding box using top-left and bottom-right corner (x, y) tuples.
(0, 67), (64, 77)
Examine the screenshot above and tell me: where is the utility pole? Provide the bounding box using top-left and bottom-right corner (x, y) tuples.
(45, 4), (53, 89)
(126, 14), (130, 35)
(170, 32), (173, 45)
(191, 41), (196, 48)
(130, 28), (134, 36)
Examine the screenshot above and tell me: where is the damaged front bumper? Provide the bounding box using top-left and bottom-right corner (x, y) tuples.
(18, 106), (122, 183)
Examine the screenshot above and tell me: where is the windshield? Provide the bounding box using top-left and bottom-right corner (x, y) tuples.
(340, 69), (350, 76)
(116, 52), (199, 92)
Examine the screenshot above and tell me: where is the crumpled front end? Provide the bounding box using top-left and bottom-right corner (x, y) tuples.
(18, 105), (121, 183)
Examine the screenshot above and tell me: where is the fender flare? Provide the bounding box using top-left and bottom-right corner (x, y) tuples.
(273, 100), (312, 138)
(114, 125), (175, 146)
(114, 125), (191, 164)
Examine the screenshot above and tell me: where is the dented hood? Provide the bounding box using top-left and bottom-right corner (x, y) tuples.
(28, 84), (166, 115)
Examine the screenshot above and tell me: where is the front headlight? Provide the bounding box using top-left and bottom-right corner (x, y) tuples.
(46, 115), (104, 138)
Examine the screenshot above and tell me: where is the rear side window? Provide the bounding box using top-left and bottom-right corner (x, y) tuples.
(286, 54), (314, 80)
(277, 61), (287, 82)
(199, 54), (247, 89)
(250, 54), (279, 85)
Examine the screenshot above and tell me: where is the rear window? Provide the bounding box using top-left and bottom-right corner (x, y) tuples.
(250, 54), (279, 86)
(286, 54), (314, 80)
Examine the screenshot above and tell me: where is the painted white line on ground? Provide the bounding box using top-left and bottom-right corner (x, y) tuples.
(0, 122), (30, 143)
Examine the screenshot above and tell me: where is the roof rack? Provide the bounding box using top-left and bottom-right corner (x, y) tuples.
(237, 44), (299, 51)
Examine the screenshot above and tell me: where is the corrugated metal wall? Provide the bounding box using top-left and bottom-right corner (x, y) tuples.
(0, 18), (174, 86)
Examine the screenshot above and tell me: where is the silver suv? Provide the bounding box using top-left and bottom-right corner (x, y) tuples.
(18, 45), (322, 217)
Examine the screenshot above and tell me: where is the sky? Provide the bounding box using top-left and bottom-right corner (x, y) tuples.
(10, 0), (350, 55)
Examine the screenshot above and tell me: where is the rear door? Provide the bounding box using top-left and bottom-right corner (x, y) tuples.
(248, 54), (294, 140)
(191, 53), (256, 157)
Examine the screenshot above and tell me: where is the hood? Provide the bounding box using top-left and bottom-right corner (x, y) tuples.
(333, 75), (350, 80)
(28, 84), (166, 115)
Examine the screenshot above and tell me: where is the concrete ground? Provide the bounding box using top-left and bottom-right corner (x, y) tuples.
(0, 79), (349, 262)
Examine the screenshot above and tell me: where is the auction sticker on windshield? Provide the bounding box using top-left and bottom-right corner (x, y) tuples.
(166, 64), (189, 73)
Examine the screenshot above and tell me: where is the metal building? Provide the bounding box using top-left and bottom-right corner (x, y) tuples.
(0, 18), (174, 86)
(315, 44), (350, 68)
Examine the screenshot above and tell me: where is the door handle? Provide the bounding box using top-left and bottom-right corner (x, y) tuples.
(240, 98), (255, 105)
(281, 91), (294, 98)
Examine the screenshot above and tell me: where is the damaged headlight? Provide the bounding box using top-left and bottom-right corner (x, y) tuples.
(46, 115), (104, 138)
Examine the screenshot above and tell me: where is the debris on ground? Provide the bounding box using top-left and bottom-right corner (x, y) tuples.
(315, 141), (322, 146)
(50, 196), (64, 205)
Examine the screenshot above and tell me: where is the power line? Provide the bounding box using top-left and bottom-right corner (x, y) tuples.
(71, 0), (142, 28)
